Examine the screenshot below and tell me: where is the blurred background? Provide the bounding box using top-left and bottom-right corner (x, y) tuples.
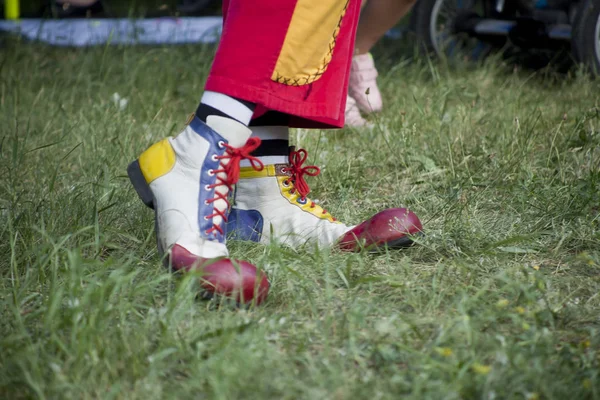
(2, 0), (598, 75)
(6, 0), (223, 17)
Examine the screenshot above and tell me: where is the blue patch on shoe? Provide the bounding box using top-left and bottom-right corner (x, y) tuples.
(226, 208), (263, 242)
(193, 116), (229, 243)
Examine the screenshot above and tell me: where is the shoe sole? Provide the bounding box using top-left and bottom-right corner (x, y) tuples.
(381, 235), (415, 249)
(127, 160), (155, 209)
(127, 160), (166, 263)
(367, 231), (424, 252)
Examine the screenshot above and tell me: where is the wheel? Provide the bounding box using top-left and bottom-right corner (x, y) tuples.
(410, 0), (501, 61)
(572, 0), (600, 74)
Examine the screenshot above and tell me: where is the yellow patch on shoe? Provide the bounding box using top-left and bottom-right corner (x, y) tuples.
(138, 138), (176, 184)
(239, 165), (339, 223)
(278, 176), (338, 222)
(239, 164), (291, 179)
(271, 0), (350, 86)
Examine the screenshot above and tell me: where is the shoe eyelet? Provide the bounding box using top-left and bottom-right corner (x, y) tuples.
(205, 184), (211, 191)
(207, 169), (214, 176)
(204, 200), (210, 205)
(211, 154), (218, 162)
(203, 216), (209, 221)
(218, 141), (225, 148)
(282, 179), (290, 187)
(297, 197), (307, 205)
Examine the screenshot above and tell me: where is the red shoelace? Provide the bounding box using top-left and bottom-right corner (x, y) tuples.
(205, 137), (264, 236)
(283, 148), (335, 219)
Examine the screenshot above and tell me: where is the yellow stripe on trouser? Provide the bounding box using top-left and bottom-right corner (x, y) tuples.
(138, 139), (176, 184)
(271, 0), (350, 86)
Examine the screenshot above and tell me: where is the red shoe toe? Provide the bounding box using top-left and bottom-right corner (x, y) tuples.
(338, 208), (423, 252)
(170, 244), (208, 272)
(169, 244), (270, 305)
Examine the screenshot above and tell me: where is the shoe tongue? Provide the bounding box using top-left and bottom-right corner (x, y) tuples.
(206, 115), (252, 148)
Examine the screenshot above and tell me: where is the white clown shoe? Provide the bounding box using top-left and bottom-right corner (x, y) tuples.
(228, 147), (424, 251)
(127, 115), (265, 271)
(229, 148), (348, 248)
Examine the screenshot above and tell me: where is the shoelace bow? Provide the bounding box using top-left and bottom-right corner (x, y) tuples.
(284, 148), (335, 219)
(206, 137), (264, 235)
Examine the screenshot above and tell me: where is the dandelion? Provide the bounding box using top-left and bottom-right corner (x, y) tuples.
(49, 362), (62, 373)
(515, 306), (526, 314)
(472, 363), (491, 375)
(112, 92), (129, 111)
(435, 347), (453, 357)
(66, 298), (80, 308)
(496, 299), (509, 308)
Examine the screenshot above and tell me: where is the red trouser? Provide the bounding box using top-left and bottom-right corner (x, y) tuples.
(205, 0), (361, 128)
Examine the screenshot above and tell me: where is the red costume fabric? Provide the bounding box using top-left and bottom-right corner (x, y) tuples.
(205, 0), (361, 128)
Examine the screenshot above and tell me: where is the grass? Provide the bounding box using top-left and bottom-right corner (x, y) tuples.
(0, 35), (599, 399)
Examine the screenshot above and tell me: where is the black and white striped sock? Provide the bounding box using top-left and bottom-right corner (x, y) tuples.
(196, 91), (255, 126)
(241, 112), (291, 167)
